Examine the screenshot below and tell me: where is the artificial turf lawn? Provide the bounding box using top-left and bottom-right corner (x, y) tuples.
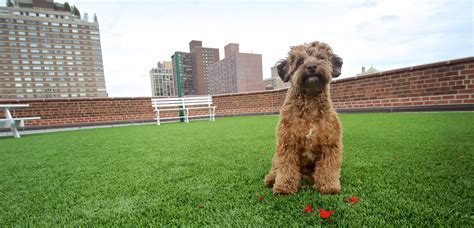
(0, 112), (472, 226)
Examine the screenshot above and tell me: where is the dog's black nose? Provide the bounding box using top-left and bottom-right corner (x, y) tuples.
(306, 64), (317, 72)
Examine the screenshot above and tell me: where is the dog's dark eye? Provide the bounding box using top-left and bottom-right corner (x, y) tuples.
(296, 60), (304, 66)
(317, 55), (326, 60)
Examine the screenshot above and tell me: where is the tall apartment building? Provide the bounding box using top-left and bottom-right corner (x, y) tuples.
(208, 43), (263, 95)
(0, 0), (107, 99)
(189, 40), (219, 95)
(171, 51), (193, 96)
(150, 61), (175, 96)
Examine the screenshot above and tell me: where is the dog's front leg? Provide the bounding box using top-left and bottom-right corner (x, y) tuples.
(264, 154), (278, 187)
(272, 145), (301, 194)
(313, 145), (341, 194)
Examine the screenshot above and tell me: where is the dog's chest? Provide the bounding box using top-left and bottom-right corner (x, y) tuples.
(278, 102), (340, 154)
(299, 122), (330, 164)
(294, 118), (330, 145)
(301, 149), (317, 163)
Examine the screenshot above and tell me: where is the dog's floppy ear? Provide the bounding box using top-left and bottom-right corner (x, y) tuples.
(276, 59), (290, 82)
(331, 55), (343, 78)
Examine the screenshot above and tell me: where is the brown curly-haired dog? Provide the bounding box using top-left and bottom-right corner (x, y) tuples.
(264, 41), (343, 195)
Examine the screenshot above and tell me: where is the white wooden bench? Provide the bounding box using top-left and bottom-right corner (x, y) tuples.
(0, 104), (41, 138)
(151, 96), (216, 125)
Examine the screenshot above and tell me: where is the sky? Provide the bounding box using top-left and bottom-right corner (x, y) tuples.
(67, 0), (473, 97)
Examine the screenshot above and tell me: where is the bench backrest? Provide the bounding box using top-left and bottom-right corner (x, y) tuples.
(151, 96), (213, 110)
(182, 96), (213, 108)
(151, 98), (184, 111)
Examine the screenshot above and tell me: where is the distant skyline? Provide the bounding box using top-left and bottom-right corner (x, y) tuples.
(41, 0), (473, 97)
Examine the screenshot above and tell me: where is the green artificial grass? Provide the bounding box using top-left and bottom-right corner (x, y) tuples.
(0, 112), (473, 226)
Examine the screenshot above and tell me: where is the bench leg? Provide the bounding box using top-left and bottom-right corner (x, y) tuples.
(156, 111), (160, 125)
(10, 121), (20, 138)
(185, 109), (189, 123)
(212, 107), (216, 121)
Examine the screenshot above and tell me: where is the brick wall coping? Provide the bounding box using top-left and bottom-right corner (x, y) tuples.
(212, 88), (288, 98)
(0, 90), (290, 102)
(333, 56), (474, 83)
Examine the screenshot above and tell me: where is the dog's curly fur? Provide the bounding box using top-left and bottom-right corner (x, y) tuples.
(264, 41), (343, 195)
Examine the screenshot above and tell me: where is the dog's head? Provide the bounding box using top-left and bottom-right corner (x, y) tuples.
(276, 41), (343, 95)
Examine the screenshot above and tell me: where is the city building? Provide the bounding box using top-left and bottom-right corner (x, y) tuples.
(189, 40), (219, 95)
(150, 61), (175, 96)
(0, 0), (107, 99)
(263, 77), (276, 90)
(171, 51), (193, 96)
(263, 66), (290, 90)
(208, 43), (263, 95)
(358, 65), (378, 75)
(14, 0), (64, 10)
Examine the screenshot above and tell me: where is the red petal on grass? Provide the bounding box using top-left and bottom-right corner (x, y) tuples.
(257, 195), (264, 202)
(350, 197), (359, 203)
(319, 209), (334, 219)
(344, 197), (359, 205)
(303, 204), (313, 213)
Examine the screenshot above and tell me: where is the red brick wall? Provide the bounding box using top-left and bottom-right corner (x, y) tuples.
(1, 57), (473, 128)
(214, 57), (474, 114)
(213, 89), (286, 116)
(1, 97), (155, 127)
(331, 57), (474, 110)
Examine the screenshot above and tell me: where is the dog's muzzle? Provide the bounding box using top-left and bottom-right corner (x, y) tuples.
(302, 73), (325, 84)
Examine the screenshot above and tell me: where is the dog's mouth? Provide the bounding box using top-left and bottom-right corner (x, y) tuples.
(302, 73), (325, 84)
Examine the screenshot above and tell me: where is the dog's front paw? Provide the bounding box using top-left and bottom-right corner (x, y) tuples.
(315, 181), (340, 194)
(264, 174), (276, 188)
(273, 181), (299, 195)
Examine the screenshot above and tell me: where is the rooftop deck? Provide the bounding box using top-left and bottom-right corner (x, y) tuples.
(1, 113), (472, 226)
